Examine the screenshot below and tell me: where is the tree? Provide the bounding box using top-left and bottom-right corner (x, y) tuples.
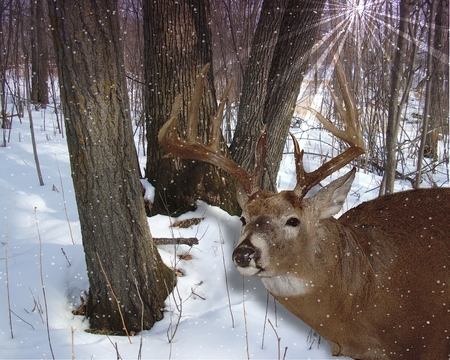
(425, 0), (449, 160)
(382, 0), (414, 195)
(144, 0), (239, 216)
(416, 0), (437, 186)
(47, 0), (175, 333)
(30, 0), (49, 107)
(230, 0), (326, 191)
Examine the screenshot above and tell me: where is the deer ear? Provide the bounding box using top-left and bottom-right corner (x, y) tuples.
(236, 183), (249, 209)
(309, 168), (356, 219)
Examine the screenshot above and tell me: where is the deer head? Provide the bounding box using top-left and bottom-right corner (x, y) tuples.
(159, 62), (450, 359)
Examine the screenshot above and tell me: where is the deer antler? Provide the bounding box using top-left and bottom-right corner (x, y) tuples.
(158, 63), (266, 195)
(293, 57), (365, 197)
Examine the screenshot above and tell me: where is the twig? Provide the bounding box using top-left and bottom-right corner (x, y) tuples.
(27, 287), (44, 322)
(242, 278), (250, 360)
(5, 214), (13, 338)
(282, 346), (288, 360)
(261, 291), (270, 349)
(10, 310), (35, 330)
(95, 252), (132, 343)
(34, 207), (55, 359)
(217, 219), (234, 328)
(166, 280), (182, 344)
(114, 342), (121, 360)
(190, 288), (206, 300)
(153, 237), (199, 246)
(55, 155), (75, 244)
(268, 318), (281, 360)
(307, 328), (321, 350)
(164, 279), (182, 360)
(61, 247), (71, 266)
(133, 278), (144, 360)
(106, 336), (123, 360)
(71, 326), (75, 360)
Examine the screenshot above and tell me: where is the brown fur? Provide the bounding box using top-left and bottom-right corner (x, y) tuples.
(234, 179), (450, 359)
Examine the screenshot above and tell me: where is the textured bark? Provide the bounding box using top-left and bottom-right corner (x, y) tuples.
(425, 0), (449, 160)
(383, 0), (414, 194)
(30, 0), (49, 107)
(230, 0), (326, 192)
(47, 0), (175, 333)
(144, 0), (239, 216)
(229, 0), (288, 178)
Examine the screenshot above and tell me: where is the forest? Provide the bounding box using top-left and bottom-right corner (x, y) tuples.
(0, 0), (449, 359)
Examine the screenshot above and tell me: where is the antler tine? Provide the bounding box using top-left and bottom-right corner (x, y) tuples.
(158, 93), (183, 158)
(159, 63), (262, 195)
(293, 57), (365, 197)
(308, 58), (364, 150)
(186, 63), (210, 143)
(210, 80), (233, 152)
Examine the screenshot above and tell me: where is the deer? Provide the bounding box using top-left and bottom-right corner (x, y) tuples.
(159, 62), (450, 359)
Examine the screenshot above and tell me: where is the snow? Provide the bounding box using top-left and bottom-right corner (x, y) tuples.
(0, 107), (447, 359)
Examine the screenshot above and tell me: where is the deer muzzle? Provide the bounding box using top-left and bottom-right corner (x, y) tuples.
(232, 237), (263, 276)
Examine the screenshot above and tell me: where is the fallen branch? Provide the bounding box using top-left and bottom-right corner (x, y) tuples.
(153, 237), (199, 246)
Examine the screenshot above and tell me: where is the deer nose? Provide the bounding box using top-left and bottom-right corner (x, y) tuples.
(233, 246), (258, 267)
(233, 240), (259, 267)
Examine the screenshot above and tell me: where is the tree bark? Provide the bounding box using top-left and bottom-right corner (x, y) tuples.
(144, 0), (239, 216)
(425, 0), (449, 160)
(47, 0), (175, 333)
(30, 0), (49, 107)
(382, 0), (414, 195)
(415, 0), (436, 187)
(230, 0), (326, 192)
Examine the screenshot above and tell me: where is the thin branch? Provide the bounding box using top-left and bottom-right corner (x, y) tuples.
(95, 252), (132, 343)
(268, 318), (281, 360)
(242, 277), (250, 360)
(60, 247), (72, 267)
(34, 208), (55, 359)
(217, 219), (235, 328)
(133, 278), (144, 360)
(71, 326), (75, 360)
(153, 237), (199, 246)
(10, 310), (35, 330)
(5, 213), (13, 338)
(55, 155), (74, 244)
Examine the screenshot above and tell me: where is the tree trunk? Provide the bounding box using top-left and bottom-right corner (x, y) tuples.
(47, 0), (175, 333)
(30, 0), (49, 108)
(229, 0), (288, 185)
(415, 0), (436, 187)
(425, 0), (449, 160)
(230, 0), (326, 192)
(144, 0), (239, 216)
(382, 0), (413, 195)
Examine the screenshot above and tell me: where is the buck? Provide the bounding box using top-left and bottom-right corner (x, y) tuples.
(159, 63), (450, 359)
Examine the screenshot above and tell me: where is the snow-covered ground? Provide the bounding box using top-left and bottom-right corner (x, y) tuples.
(0, 107), (447, 359)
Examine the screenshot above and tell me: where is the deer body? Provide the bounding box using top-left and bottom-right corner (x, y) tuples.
(159, 62), (450, 359)
(234, 171), (450, 359)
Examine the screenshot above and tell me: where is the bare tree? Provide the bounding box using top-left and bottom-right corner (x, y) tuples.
(382, 0), (415, 195)
(425, 0), (449, 160)
(47, 0), (175, 333)
(30, 0), (49, 107)
(230, 0), (327, 191)
(144, 0), (239, 216)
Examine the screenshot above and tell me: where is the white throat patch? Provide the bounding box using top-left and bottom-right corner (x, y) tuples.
(261, 274), (311, 297)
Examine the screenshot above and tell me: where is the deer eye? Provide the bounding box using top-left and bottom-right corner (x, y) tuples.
(285, 217), (300, 227)
(240, 217), (247, 226)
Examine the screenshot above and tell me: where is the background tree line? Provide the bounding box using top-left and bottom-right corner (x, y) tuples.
(1, 0), (448, 334)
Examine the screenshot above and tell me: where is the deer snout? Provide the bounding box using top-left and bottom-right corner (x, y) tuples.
(233, 239), (261, 268)
(233, 245), (259, 267)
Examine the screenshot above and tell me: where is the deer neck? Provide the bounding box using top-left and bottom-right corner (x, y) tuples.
(262, 218), (382, 321)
